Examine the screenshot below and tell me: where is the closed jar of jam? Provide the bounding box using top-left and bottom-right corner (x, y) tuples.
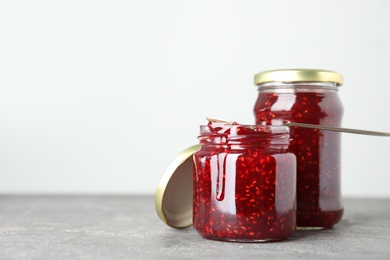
(193, 122), (297, 242)
(253, 69), (344, 228)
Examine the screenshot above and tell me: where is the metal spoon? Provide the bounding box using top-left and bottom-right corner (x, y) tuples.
(206, 117), (390, 137)
(283, 122), (390, 137)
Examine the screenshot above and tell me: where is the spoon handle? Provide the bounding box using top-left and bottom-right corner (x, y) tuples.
(284, 122), (390, 137)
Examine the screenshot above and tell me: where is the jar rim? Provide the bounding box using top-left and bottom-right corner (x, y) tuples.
(254, 68), (343, 86)
(200, 123), (289, 131)
(198, 124), (291, 147)
(199, 124), (290, 137)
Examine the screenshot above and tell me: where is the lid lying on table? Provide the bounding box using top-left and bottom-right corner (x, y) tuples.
(254, 68), (343, 86)
(155, 145), (200, 229)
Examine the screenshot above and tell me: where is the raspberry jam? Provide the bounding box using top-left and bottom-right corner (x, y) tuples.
(193, 122), (296, 242)
(253, 69), (344, 228)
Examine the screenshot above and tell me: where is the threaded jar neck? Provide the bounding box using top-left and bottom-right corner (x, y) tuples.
(198, 123), (291, 149)
(257, 82), (339, 93)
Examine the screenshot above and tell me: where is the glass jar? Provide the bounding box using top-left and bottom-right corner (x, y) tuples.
(253, 69), (344, 228)
(193, 122), (296, 242)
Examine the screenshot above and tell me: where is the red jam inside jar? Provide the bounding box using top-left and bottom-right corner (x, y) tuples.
(193, 122), (296, 242)
(253, 69), (344, 228)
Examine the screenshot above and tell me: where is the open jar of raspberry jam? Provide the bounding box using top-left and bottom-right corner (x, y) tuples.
(253, 69), (344, 229)
(193, 122), (296, 242)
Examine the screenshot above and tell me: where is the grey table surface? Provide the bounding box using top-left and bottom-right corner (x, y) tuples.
(0, 195), (389, 260)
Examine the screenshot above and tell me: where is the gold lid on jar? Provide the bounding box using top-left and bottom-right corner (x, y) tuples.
(254, 69), (343, 86)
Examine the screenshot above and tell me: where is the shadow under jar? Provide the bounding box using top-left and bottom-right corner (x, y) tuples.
(253, 69), (344, 229)
(193, 122), (296, 242)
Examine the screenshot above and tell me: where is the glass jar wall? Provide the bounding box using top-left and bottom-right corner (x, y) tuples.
(253, 69), (344, 228)
(193, 122), (296, 241)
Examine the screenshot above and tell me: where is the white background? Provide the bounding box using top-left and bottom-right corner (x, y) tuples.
(1, 0), (389, 197)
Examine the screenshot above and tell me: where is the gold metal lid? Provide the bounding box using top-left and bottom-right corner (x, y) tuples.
(254, 69), (343, 86)
(155, 145), (200, 229)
